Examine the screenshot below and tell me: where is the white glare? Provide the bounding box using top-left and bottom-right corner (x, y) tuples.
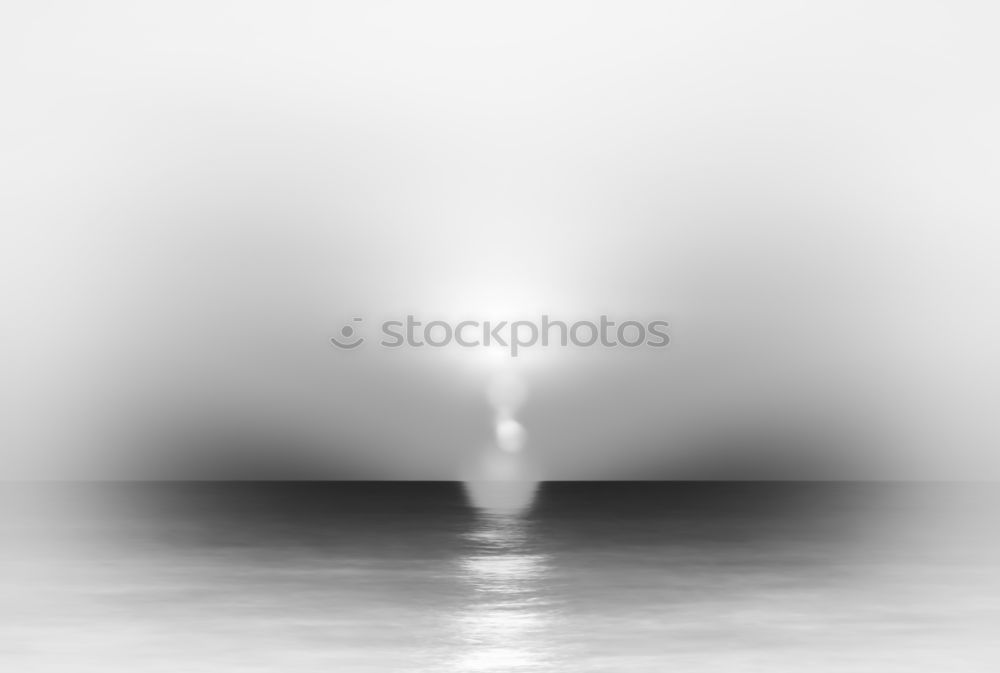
(495, 418), (526, 454)
(463, 480), (539, 514)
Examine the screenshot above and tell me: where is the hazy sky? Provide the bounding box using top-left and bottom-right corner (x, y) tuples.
(2, 1), (999, 479)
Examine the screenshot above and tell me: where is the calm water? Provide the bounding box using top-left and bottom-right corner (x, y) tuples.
(3, 483), (999, 671)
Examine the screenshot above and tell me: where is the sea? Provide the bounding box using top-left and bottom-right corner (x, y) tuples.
(2, 482), (999, 672)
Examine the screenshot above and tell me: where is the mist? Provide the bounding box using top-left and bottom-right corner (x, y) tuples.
(3, 1), (999, 479)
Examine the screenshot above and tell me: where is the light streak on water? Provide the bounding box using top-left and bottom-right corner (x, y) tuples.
(452, 483), (558, 672)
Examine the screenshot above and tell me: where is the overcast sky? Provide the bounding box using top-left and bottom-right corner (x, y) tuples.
(2, 1), (999, 479)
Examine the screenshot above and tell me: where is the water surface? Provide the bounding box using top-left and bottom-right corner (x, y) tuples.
(2, 482), (999, 671)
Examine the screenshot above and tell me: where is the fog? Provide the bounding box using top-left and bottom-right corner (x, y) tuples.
(3, 1), (999, 479)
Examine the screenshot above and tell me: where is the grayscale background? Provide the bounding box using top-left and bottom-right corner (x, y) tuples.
(2, 2), (999, 671)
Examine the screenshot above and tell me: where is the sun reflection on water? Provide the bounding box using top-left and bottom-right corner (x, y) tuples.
(452, 482), (557, 672)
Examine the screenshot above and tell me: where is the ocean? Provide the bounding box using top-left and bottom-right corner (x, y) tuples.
(2, 482), (999, 671)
